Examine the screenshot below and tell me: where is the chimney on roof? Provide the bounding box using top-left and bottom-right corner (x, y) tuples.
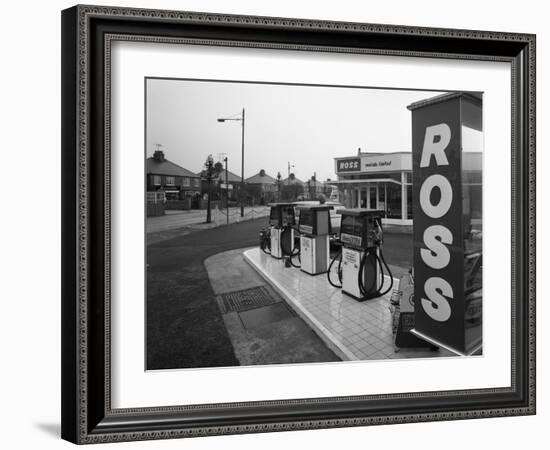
(259, 169), (266, 177)
(153, 150), (165, 162)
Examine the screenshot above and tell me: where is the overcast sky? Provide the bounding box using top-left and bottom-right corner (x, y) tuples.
(146, 79), (446, 181)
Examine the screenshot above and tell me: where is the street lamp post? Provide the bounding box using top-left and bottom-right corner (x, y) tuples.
(224, 156), (229, 225)
(217, 108), (245, 217)
(276, 171), (281, 201)
(205, 154), (214, 224)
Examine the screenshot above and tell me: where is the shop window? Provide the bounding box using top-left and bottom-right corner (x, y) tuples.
(359, 189), (367, 208)
(378, 186), (386, 217)
(369, 187), (377, 210)
(386, 184), (402, 219)
(407, 184), (413, 219)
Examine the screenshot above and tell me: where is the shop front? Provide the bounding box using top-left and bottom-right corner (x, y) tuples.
(334, 152), (413, 226)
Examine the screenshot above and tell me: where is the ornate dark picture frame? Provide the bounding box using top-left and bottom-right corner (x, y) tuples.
(61, 4), (536, 444)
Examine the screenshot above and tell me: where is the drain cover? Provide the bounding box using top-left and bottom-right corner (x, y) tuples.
(219, 286), (277, 314)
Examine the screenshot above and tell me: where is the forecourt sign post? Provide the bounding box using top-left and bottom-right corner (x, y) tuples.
(407, 92), (482, 356)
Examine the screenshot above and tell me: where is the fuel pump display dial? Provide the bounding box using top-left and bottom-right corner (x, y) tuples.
(338, 209), (384, 250)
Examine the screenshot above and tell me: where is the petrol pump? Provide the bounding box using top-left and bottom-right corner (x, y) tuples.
(328, 209), (393, 301)
(267, 203), (296, 259)
(296, 205), (333, 275)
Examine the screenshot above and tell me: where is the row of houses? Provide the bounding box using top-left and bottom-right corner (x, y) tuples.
(146, 150), (331, 210)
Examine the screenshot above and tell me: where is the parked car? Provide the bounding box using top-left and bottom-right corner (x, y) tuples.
(325, 201), (344, 236)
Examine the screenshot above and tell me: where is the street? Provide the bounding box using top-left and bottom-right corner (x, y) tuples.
(146, 217), (413, 370)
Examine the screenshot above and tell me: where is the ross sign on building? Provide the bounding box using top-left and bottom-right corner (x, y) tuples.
(335, 153), (411, 175)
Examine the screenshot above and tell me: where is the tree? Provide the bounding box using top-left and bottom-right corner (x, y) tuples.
(281, 184), (304, 201)
(213, 161), (224, 175)
(245, 184), (263, 205)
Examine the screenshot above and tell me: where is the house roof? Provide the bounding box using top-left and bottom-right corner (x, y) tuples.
(282, 176), (304, 185)
(214, 169), (242, 183)
(246, 172), (277, 184)
(304, 178), (324, 187)
(146, 157), (199, 178)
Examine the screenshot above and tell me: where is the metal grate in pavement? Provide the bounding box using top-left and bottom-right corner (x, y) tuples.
(219, 286), (278, 314)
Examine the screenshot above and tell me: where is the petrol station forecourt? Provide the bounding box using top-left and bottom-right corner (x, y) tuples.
(145, 203), (446, 370)
(145, 87), (482, 370)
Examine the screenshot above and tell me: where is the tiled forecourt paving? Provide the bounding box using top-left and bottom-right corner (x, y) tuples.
(244, 247), (448, 361)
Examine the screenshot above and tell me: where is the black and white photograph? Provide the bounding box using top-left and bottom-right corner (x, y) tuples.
(145, 79), (483, 371)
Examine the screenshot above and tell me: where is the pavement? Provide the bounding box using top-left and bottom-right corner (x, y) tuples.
(147, 206), (270, 233)
(205, 249), (339, 366)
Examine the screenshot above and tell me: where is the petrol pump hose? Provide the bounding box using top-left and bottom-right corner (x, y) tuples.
(358, 249), (394, 299)
(259, 227), (271, 255)
(358, 219), (394, 300)
(289, 243), (301, 268)
(327, 242), (344, 288)
(279, 226), (302, 268)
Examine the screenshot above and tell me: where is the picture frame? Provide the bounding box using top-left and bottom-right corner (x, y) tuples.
(61, 4), (536, 444)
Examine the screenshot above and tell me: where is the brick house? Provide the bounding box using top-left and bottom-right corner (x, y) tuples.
(146, 150), (201, 201)
(246, 169), (277, 204)
(199, 167), (242, 204)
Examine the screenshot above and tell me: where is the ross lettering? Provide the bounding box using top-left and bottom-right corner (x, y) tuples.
(339, 160), (360, 171)
(420, 123), (451, 168)
(419, 174), (453, 219)
(420, 225), (453, 269)
(421, 277), (453, 322)
(418, 122), (454, 322)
